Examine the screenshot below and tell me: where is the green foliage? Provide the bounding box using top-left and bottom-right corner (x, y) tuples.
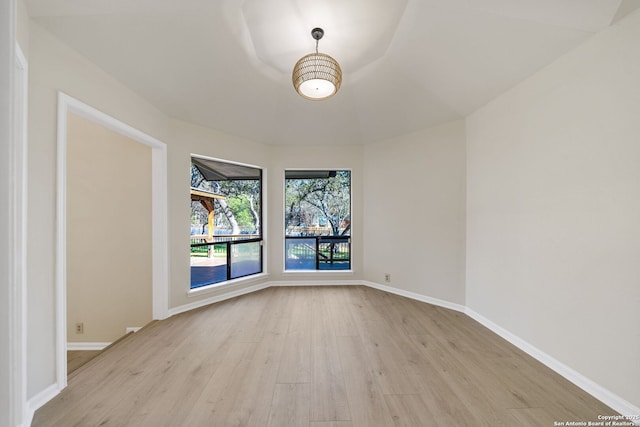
(226, 196), (254, 229)
(285, 170), (351, 236)
(190, 162), (262, 234)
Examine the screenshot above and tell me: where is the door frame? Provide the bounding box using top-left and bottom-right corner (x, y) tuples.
(55, 92), (169, 389)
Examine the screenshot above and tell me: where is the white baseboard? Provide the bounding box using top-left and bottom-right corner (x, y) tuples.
(125, 327), (141, 334)
(465, 307), (640, 424)
(25, 383), (60, 427)
(169, 282), (271, 317)
(66, 342), (111, 351)
(362, 280), (466, 313)
(172, 280), (358, 316)
(270, 279), (360, 287)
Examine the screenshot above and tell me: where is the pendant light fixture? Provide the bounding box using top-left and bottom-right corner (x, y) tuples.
(292, 28), (342, 100)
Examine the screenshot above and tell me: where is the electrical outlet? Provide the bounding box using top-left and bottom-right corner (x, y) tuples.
(384, 273), (391, 283)
(75, 322), (84, 334)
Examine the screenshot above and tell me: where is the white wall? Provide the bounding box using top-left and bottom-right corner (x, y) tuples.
(1, 1), (16, 425)
(466, 10), (640, 409)
(363, 121), (467, 304)
(16, 0), (28, 57)
(27, 21), (169, 399)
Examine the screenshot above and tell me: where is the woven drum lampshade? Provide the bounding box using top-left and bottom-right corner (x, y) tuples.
(292, 52), (342, 100)
(292, 28), (342, 101)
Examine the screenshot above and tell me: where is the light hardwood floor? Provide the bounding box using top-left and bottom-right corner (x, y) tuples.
(33, 286), (616, 426)
(67, 350), (101, 375)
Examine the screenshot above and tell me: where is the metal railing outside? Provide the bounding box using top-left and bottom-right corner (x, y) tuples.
(285, 235), (351, 270)
(190, 236), (263, 288)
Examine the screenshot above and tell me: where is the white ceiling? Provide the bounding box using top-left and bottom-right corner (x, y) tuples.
(26, 0), (639, 145)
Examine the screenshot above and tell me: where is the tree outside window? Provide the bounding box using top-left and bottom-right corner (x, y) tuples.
(285, 170), (351, 270)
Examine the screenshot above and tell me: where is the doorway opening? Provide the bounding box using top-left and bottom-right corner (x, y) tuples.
(56, 93), (168, 388)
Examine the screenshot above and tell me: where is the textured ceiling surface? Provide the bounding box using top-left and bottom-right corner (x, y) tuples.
(26, 0), (638, 145)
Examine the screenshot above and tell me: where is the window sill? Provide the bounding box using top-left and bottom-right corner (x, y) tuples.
(187, 272), (269, 297)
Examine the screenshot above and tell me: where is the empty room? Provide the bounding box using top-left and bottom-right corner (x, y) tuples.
(1, 0), (639, 426)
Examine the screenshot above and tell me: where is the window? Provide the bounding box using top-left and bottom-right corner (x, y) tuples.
(285, 170), (351, 270)
(190, 157), (263, 288)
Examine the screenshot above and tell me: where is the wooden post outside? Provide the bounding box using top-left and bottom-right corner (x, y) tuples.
(190, 188), (225, 259)
(208, 208), (214, 258)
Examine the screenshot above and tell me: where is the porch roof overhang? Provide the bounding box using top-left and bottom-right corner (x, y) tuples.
(192, 158), (261, 181)
(190, 188), (226, 204)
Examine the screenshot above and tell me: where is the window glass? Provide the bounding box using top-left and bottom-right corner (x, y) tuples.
(190, 158), (262, 288)
(284, 170), (351, 271)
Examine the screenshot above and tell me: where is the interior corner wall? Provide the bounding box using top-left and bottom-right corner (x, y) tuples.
(362, 120), (467, 305)
(27, 21), (169, 399)
(465, 10), (640, 409)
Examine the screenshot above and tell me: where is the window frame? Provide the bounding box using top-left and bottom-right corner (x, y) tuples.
(189, 154), (266, 293)
(283, 168), (353, 273)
